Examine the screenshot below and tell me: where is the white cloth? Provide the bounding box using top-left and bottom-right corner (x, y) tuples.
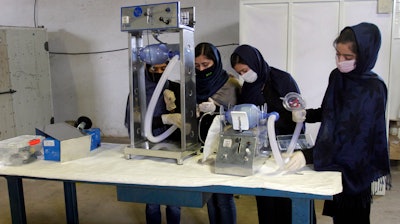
(202, 115), (221, 162)
(0, 143), (342, 196)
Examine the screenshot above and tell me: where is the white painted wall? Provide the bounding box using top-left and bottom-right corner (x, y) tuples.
(0, 0), (239, 137)
(239, 0), (400, 140)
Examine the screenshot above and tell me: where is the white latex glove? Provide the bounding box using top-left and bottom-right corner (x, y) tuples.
(292, 109), (306, 123)
(161, 113), (182, 129)
(196, 104), (200, 118)
(163, 89), (176, 111)
(199, 97), (216, 113)
(282, 151), (306, 171)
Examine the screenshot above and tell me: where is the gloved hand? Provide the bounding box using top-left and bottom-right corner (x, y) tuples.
(292, 109), (306, 123)
(199, 97), (216, 113)
(161, 113), (182, 129)
(282, 151), (306, 171)
(196, 104), (200, 118)
(163, 89), (176, 111)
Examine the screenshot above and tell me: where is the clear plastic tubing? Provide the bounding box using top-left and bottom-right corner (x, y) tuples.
(267, 112), (285, 168)
(144, 55), (179, 143)
(281, 92), (306, 159)
(285, 122), (303, 156)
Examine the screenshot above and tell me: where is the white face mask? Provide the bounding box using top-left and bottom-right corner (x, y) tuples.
(241, 69), (258, 83)
(336, 58), (356, 73)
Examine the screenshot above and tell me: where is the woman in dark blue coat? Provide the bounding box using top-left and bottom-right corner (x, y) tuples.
(286, 22), (391, 224)
(196, 42), (241, 224)
(230, 44), (305, 224)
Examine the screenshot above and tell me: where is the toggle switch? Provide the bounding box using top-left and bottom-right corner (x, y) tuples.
(245, 148), (251, 155)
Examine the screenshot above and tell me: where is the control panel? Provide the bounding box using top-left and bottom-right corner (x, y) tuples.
(215, 130), (267, 177)
(121, 2), (193, 31)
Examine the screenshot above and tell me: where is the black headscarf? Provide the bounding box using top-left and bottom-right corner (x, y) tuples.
(195, 43), (229, 103)
(232, 45), (269, 105)
(231, 44), (301, 135)
(313, 22), (390, 195)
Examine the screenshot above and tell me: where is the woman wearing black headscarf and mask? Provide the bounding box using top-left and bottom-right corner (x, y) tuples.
(124, 62), (182, 224)
(285, 22), (391, 224)
(195, 42), (241, 141)
(124, 62), (182, 139)
(195, 42), (241, 224)
(230, 44), (307, 224)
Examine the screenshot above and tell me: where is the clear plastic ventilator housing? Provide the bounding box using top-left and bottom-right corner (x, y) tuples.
(281, 92), (306, 111)
(225, 104), (268, 130)
(138, 44), (179, 65)
(280, 92), (306, 157)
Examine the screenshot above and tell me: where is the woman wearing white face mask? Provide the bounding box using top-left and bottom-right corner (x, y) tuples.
(230, 44), (302, 138)
(230, 44), (308, 224)
(285, 22), (390, 224)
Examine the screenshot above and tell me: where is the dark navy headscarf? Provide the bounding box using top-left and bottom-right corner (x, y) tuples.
(195, 43), (229, 103)
(313, 22), (390, 195)
(231, 45), (301, 135)
(232, 45), (300, 106)
(232, 45), (269, 105)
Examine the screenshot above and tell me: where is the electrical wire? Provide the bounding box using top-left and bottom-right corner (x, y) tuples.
(34, 0), (37, 27)
(32, 0), (238, 56)
(48, 43), (238, 56)
(215, 43), (239, 48)
(198, 112), (218, 144)
(49, 48), (128, 55)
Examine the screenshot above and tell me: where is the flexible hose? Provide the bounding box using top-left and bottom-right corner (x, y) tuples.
(285, 122), (303, 156)
(144, 55), (179, 143)
(267, 113), (285, 168)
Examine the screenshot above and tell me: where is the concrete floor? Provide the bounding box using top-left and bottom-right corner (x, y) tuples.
(1, 138), (399, 224)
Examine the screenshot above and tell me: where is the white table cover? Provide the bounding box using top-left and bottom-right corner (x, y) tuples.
(0, 143), (342, 196)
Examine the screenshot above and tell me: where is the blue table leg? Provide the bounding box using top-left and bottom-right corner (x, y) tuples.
(291, 198), (314, 224)
(63, 181), (79, 224)
(6, 176), (27, 224)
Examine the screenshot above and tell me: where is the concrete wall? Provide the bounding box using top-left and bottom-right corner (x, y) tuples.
(0, 0), (239, 137)
(1, 0), (399, 138)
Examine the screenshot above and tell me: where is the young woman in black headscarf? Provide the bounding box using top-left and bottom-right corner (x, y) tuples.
(286, 22), (391, 224)
(230, 44), (306, 224)
(195, 42), (241, 141)
(195, 42), (241, 224)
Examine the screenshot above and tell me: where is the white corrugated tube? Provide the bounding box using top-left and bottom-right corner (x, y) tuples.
(144, 55), (179, 143)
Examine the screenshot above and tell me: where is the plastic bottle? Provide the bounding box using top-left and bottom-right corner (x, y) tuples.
(225, 104), (268, 129)
(138, 44), (178, 65)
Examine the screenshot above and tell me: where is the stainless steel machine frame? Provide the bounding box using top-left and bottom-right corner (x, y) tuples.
(121, 2), (200, 164)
